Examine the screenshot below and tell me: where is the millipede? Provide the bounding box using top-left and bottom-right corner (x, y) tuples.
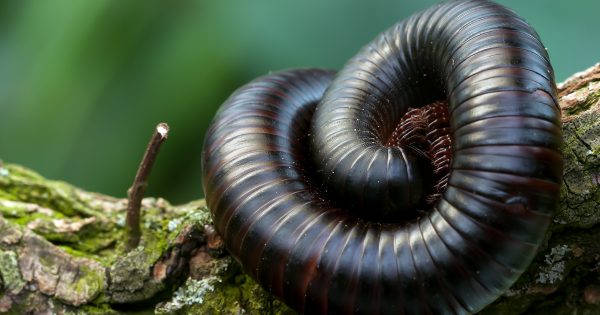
(201, 0), (563, 314)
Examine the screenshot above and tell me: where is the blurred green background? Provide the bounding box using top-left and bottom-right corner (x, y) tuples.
(0, 0), (597, 204)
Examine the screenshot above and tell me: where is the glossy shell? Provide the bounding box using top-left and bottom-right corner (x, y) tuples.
(201, 0), (562, 314)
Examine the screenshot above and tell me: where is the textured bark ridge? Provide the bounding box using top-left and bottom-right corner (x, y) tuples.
(1, 64), (600, 314)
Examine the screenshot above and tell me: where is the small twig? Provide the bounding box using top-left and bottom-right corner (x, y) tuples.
(125, 123), (169, 251)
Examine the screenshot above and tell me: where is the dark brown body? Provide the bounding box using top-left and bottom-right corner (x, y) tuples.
(202, 0), (562, 314)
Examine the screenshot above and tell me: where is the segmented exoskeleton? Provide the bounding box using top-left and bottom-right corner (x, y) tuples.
(202, 1), (562, 314)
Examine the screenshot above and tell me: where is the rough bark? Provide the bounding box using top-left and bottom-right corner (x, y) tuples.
(0, 64), (599, 314)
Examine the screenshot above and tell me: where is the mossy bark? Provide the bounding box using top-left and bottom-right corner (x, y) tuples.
(1, 64), (600, 314)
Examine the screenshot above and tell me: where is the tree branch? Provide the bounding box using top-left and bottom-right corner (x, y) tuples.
(0, 64), (599, 314)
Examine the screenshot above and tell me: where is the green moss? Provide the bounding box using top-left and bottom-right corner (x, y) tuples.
(68, 304), (124, 315)
(0, 199), (65, 221)
(59, 245), (95, 260)
(165, 201), (212, 236)
(1, 202), (121, 265)
(72, 263), (105, 302)
(0, 164), (106, 218)
(0, 250), (25, 295)
(0, 190), (13, 200)
(155, 259), (295, 315)
(109, 242), (166, 304)
(142, 232), (168, 262)
(156, 277), (221, 313)
(180, 272), (295, 315)
(1, 164), (43, 180)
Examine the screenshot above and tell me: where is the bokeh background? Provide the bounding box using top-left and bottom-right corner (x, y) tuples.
(0, 0), (598, 204)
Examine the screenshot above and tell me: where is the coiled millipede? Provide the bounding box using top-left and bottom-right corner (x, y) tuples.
(201, 0), (563, 314)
